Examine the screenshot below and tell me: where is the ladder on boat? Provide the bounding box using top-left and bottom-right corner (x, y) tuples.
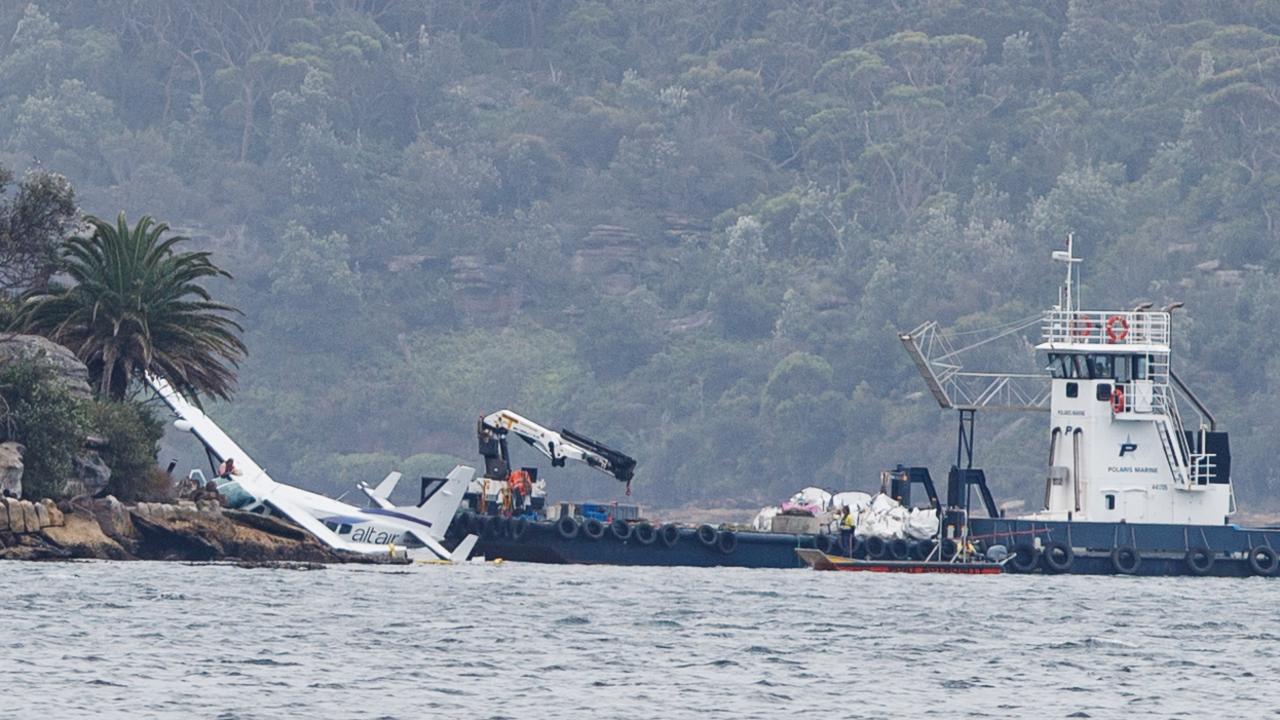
(1156, 420), (1186, 485)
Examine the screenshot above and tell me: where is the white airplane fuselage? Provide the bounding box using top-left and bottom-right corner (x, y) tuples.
(148, 373), (475, 561)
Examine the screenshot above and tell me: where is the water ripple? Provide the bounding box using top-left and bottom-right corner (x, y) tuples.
(0, 563), (1276, 718)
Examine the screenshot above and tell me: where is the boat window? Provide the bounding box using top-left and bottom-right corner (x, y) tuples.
(1105, 494), (1116, 510)
(1096, 383), (1112, 401)
(1115, 356), (1133, 383)
(1065, 382), (1078, 398)
(1048, 353), (1068, 379)
(1088, 354), (1113, 380)
(1135, 355), (1149, 380)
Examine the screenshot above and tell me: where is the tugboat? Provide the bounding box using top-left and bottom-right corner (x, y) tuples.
(897, 236), (1279, 577)
(447, 237), (1280, 577)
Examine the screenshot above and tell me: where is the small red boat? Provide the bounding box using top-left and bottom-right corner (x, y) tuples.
(795, 548), (1003, 574)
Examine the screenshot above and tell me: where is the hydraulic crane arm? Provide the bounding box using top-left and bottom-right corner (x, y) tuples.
(478, 410), (636, 484)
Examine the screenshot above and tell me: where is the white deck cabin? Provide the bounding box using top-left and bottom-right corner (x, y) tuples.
(1024, 239), (1233, 525)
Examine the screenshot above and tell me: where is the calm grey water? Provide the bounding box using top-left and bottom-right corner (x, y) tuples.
(1, 561), (1276, 719)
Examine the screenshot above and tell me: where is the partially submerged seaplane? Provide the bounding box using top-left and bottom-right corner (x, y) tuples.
(147, 374), (477, 562)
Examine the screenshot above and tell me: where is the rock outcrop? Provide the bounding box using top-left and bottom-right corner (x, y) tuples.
(0, 494), (393, 563)
(66, 450), (112, 497)
(571, 225), (642, 295)
(40, 512), (127, 560)
(0, 442), (22, 498)
(0, 334), (92, 399)
(450, 254), (520, 320)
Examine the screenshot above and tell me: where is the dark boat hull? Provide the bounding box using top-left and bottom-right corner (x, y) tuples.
(451, 519), (830, 568)
(969, 517), (1280, 577)
(449, 513), (1280, 577)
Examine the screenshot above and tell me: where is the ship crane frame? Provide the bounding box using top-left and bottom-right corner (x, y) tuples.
(477, 409), (637, 489)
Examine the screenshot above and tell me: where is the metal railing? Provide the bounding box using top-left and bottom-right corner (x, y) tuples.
(1111, 381), (1169, 414)
(1110, 381), (1217, 485)
(1189, 453), (1217, 485)
(1042, 310), (1170, 347)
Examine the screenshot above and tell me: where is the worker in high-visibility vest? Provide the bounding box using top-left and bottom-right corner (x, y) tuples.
(508, 469), (533, 512)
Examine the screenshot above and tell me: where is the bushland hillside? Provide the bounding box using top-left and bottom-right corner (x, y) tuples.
(4, 2), (1279, 510)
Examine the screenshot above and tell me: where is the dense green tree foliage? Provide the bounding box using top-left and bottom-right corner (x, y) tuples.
(0, 360), (86, 498)
(5, 1), (1280, 510)
(85, 399), (167, 502)
(0, 358), (167, 500)
(0, 166), (76, 293)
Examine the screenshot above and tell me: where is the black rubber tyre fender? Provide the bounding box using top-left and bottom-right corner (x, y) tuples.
(696, 524), (718, 547)
(1247, 546), (1278, 576)
(497, 516), (513, 538)
(634, 522), (657, 545)
(909, 540), (933, 561)
(888, 538), (910, 560)
(864, 535), (887, 560)
(609, 519), (632, 541)
(1185, 546), (1214, 576)
(1041, 540), (1074, 573)
(476, 514), (494, 538)
(939, 538), (959, 561)
(658, 523), (680, 547)
(555, 515), (578, 540)
(582, 517), (606, 540)
(1110, 545), (1141, 575)
(716, 529), (738, 554)
(510, 517), (530, 541)
(1010, 543), (1039, 573)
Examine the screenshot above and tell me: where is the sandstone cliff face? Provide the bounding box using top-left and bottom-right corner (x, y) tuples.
(571, 225), (642, 296)
(450, 254), (520, 321)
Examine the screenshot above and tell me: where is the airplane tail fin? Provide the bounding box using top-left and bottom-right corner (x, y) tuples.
(373, 471), (401, 499)
(359, 471), (401, 509)
(393, 465), (474, 537)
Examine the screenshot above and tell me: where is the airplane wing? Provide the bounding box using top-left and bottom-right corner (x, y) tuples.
(260, 492), (402, 557)
(264, 487), (459, 562)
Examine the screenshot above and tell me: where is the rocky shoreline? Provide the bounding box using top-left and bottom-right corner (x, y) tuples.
(0, 495), (399, 564)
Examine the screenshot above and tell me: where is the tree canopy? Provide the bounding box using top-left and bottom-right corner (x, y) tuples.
(14, 213), (246, 402)
(3, 1), (1280, 510)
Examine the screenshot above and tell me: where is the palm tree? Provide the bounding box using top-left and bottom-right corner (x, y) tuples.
(13, 213), (246, 402)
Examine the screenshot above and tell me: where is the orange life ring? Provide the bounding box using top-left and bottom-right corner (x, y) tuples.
(1105, 315), (1129, 343)
(1111, 386), (1125, 414)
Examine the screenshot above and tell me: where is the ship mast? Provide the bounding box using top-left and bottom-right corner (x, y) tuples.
(1052, 233), (1081, 314)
